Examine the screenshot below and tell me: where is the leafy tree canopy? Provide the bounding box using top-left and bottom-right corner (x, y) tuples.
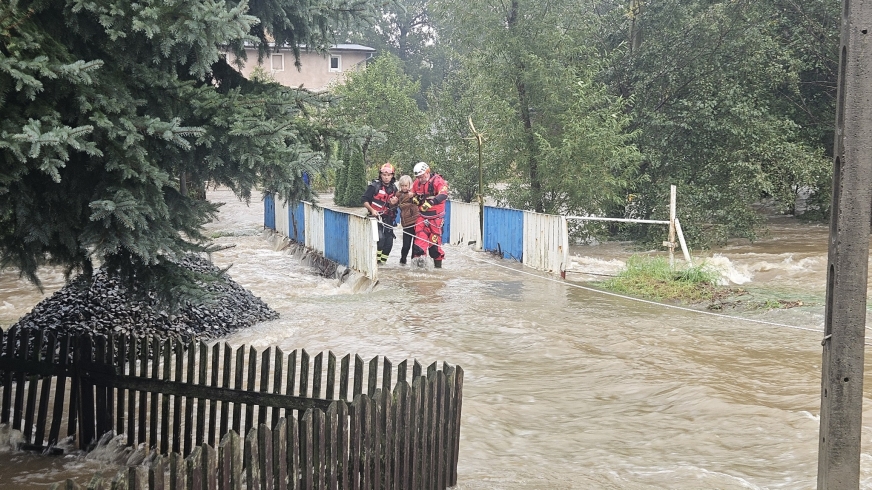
(0, 0), (375, 305)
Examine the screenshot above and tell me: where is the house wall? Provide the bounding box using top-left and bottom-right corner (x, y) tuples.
(228, 47), (373, 91)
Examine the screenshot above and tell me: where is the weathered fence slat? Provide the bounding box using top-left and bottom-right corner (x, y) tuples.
(149, 337), (161, 448)
(258, 349), (271, 430)
(49, 333), (71, 446)
(209, 342), (221, 447)
(13, 327), (30, 432)
(326, 352), (336, 401)
(300, 409), (314, 489)
(172, 340), (184, 454)
(196, 342), (208, 448)
(273, 418), (288, 490)
(1, 327), (14, 424)
(245, 346), (258, 436)
(271, 348), (284, 427)
(312, 352), (323, 400)
(34, 332), (57, 446)
(339, 354), (350, 402)
(127, 336), (138, 447)
(160, 340), (172, 454)
(232, 345), (245, 435)
(139, 336), (150, 446)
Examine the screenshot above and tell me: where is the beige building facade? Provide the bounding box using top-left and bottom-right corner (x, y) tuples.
(229, 44), (376, 91)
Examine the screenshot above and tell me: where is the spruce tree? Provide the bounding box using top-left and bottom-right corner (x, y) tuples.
(343, 147), (368, 207)
(0, 0), (376, 305)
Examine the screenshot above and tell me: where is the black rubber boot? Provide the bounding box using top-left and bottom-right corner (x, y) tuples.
(433, 260), (442, 268)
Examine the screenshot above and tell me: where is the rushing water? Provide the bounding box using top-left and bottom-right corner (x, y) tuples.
(1, 187), (871, 489)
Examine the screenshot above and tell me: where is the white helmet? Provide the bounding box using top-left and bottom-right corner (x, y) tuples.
(413, 162), (430, 176)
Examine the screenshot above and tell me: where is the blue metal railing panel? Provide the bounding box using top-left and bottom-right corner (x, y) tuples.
(324, 209), (350, 265)
(264, 193), (275, 230)
(443, 200), (451, 243)
(483, 206), (524, 261)
(290, 202), (305, 243)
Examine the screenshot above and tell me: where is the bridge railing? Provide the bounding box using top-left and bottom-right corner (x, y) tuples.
(265, 194), (569, 280)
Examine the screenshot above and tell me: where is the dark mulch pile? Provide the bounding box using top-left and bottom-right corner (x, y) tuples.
(12, 255), (278, 342)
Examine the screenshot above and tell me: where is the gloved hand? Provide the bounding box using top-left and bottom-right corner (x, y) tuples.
(421, 200), (432, 211)
(411, 195), (421, 206)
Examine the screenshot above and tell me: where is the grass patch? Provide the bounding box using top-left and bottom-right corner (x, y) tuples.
(599, 255), (727, 304)
(598, 255), (810, 311)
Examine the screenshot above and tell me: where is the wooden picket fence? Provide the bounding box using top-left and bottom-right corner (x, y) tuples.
(0, 326), (463, 489)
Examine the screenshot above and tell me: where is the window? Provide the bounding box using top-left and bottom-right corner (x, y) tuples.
(329, 55), (341, 72)
(271, 54), (284, 72)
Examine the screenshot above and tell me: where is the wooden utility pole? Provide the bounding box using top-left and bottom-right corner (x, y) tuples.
(818, 1), (872, 487)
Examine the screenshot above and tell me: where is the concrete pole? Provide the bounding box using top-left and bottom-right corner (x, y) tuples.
(817, 1), (872, 487)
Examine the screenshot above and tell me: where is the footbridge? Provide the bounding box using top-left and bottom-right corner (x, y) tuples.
(263, 195), (569, 282)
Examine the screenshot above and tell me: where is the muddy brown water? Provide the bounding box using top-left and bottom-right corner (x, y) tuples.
(0, 188), (869, 489)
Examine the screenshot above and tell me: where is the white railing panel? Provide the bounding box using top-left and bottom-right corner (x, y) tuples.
(523, 211), (569, 274)
(348, 215), (379, 282)
(304, 203), (325, 254)
(276, 198), (290, 237)
(448, 200), (482, 248)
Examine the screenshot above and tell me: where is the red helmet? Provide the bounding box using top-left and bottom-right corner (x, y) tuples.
(380, 163), (395, 174)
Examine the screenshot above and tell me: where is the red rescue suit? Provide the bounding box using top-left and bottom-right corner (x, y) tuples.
(410, 173), (448, 260)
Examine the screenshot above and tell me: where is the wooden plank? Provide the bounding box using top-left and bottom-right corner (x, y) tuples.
(339, 354), (350, 402)
(434, 372), (445, 490)
(34, 332), (57, 446)
(272, 348), (284, 426)
(259, 348), (271, 429)
(170, 452), (186, 490)
(299, 350), (310, 400)
(350, 396), (361, 490)
(245, 427), (261, 490)
(273, 418), (288, 490)
(397, 360), (407, 387)
(172, 340), (184, 454)
(232, 345), (245, 434)
(382, 389), (393, 490)
(396, 383), (410, 490)
(160, 340), (172, 454)
(204, 443), (218, 490)
(196, 342), (208, 447)
(149, 337), (161, 449)
(424, 375), (434, 489)
(139, 335), (150, 446)
(326, 352), (336, 401)
(220, 343), (233, 438)
(187, 446), (203, 490)
(13, 327), (30, 431)
(360, 396), (372, 490)
(0, 327), (14, 424)
(209, 342), (221, 447)
(127, 336), (138, 447)
(300, 409), (313, 489)
(287, 416), (300, 490)
(382, 358), (392, 399)
(285, 350), (297, 423)
(352, 356), (363, 400)
(316, 409), (326, 490)
(450, 367), (463, 487)
(184, 342), (196, 454)
(337, 402), (349, 490)
(412, 361), (421, 379)
(48, 333), (71, 446)
(116, 335), (127, 437)
(259, 424), (274, 490)
(77, 335), (96, 449)
(410, 378), (422, 490)
(23, 329), (43, 441)
(312, 352), (323, 399)
(367, 356), (378, 398)
(149, 454), (165, 490)
(326, 404), (338, 490)
(218, 431), (241, 490)
(245, 346), (257, 436)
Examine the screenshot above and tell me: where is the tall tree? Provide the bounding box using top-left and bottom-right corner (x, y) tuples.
(0, 0), (375, 304)
(430, 0), (639, 215)
(604, 0), (832, 245)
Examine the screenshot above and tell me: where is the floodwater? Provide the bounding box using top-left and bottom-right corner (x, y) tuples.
(0, 187), (870, 489)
